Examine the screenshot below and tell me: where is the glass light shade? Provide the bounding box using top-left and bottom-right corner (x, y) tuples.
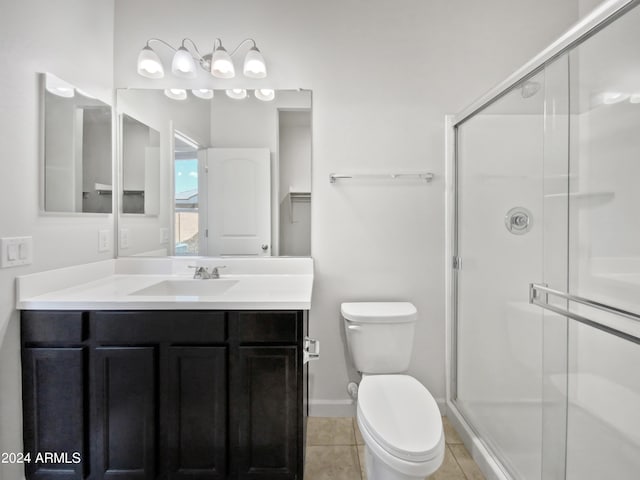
(254, 88), (275, 102)
(137, 46), (165, 79)
(630, 93), (640, 104)
(243, 47), (267, 78)
(45, 73), (75, 98)
(211, 46), (235, 79)
(226, 88), (247, 100)
(192, 89), (214, 99)
(171, 47), (197, 79)
(164, 88), (188, 100)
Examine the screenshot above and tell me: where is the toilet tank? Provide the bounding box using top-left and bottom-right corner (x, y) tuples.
(342, 302), (417, 374)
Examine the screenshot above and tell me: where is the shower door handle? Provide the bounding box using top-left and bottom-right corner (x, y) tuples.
(529, 283), (640, 345)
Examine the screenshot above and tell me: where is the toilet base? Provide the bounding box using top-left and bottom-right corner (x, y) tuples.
(364, 446), (438, 480)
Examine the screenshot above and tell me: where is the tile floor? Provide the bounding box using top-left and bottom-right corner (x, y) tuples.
(305, 417), (485, 480)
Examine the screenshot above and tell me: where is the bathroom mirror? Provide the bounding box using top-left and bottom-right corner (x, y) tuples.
(121, 114), (160, 215)
(115, 88), (311, 257)
(42, 73), (113, 213)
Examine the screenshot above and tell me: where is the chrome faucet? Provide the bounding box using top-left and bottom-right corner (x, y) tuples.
(188, 265), (226, 279)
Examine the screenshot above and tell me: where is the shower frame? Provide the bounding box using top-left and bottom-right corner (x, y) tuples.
(445, 0), (640, 478)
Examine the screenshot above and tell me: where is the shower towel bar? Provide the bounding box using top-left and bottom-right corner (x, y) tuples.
(529, 283), (640, 345)
(329, 172), (434, 184)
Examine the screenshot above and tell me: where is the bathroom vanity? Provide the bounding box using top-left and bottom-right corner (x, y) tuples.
(17, 258), (315, 480)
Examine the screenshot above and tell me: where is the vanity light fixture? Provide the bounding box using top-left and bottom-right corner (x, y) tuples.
(136, 37), (267, 80)
(45, 73), (75, 98)
(254, 88), (275, 101)
(164, 88), (188, 100)
(192, 88), (214, 99)
(226, 88), (248, 100)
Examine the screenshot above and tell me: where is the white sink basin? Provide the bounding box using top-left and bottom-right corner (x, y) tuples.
(129, 279), (238, 297)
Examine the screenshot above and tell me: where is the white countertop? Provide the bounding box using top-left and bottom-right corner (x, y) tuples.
(17, 257), (313, 311)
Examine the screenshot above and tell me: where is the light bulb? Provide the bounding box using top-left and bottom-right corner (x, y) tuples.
(226, 88), (247, 100)
(254, 88), (275, 101)
(164, 88), (188, 100)
(243, 46), (267, 79)
(192, 89), (214, 99)
(171, 46), (196, 79)
(137, 46), (164, 79)
(211, 45), (235, 79)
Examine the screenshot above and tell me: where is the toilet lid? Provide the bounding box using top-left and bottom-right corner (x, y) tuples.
(341, 302), (417, 323)
(358, 375), (443, 462)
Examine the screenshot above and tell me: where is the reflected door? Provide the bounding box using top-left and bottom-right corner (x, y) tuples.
(206, 148), (271, 256)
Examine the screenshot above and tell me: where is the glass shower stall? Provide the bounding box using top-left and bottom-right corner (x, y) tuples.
(449, 1), (640, 478)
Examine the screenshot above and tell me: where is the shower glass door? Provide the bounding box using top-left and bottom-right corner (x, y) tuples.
(453, 3), (640, 479)
(454, 63), (570, 479)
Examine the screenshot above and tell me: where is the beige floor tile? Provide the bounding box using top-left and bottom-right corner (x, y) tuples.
(307, 417), (356, 445)
(357, 445), (367, 480)
(305, 445), (362, 480)
(353, 418), (365, 445)
(442, 416), (463, 445)
(431, 445), (467, 480)
(449, 444), (485, 480)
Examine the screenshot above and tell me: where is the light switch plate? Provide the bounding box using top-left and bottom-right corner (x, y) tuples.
(1, 236), (33, 268)
(160, 227), (169, 245)
(98, 230), (110, 252)
(120, 228), (130, 250)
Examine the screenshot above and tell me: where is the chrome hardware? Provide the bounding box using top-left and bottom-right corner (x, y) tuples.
(452, 256), (462, 270)
(188, 265), (226, 279)
(505, 207), (533, 235)
(303, 337), (320, 364)
(261, 244), (269, 251)
(529, 283), (640, 345)
(329, 172), (434, 184)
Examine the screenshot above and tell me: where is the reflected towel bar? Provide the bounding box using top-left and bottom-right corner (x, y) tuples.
(529, 283), (640, 345)
(329, 172), (434, 184)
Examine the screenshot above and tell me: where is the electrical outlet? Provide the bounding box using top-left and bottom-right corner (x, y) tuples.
(98, 230), (110, 252)
(120, 228), (130, 250)
(1, 236), (33, 268)
(160, 228), (169, 245)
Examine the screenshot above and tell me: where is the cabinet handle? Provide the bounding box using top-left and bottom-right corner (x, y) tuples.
(303, 336), (320, 364)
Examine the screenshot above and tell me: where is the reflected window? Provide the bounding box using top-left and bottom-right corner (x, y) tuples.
(174, 134), (200, 255)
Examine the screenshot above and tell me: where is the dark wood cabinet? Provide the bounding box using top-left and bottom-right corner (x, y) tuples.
(232, 346), (298, 480)
(21, 310), (307, 480)
(92, 347), (157, 480)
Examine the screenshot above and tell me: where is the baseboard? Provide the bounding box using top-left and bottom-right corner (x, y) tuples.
(309, 399), (356, 417)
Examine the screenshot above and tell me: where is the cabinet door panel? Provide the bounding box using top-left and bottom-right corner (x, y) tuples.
(22, 348), (85, 480)
(233, 346), (298, 479)
(166, 347), (227, 480)
(92, 347), (156, 480)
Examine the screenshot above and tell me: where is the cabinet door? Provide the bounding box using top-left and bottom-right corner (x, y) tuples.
(91, 347), (156, 480)
(22, 348), (85, 480)
(166, 347), (227, 480)
(232, 346), (298, 479)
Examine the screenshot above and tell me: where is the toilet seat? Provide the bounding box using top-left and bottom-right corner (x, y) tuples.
(357, 375), (443, 463)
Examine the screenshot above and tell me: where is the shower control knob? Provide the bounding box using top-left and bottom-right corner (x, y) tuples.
(505, 207), (533, 235)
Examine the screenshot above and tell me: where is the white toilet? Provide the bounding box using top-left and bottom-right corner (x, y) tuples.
(342, 302), (445, 480)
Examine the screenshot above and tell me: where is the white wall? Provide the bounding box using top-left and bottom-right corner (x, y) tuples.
(113, 0), (580, 414)
(0, 0), (115, 478)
